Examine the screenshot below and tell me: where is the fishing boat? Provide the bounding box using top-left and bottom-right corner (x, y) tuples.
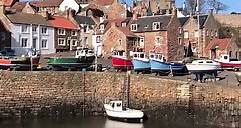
(132, 52), (150, 73)
(0, 49), (40, 70)
(186, 60), (221, 73)
(47, 47), (95, 70)
(104, 99), (144, 123)
(112, 50), (133, 71)
(215, 54), (241, 71)
(149, 53), (185, 73)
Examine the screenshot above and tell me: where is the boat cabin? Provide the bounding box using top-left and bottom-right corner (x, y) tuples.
(218, 54), (239, 62)
(75, 47), (95, 58)
(192, 60), (216, 64)
(132, 52), (148, 59)
(149, 53), (165, 61)
(112, 50), (126, 57)
(109, 101), (123, 111)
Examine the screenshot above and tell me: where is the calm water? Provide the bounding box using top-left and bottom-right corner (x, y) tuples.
(0, 116), (209, 128)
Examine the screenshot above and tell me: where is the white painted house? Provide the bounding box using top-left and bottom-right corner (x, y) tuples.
(7, 13), (55, 55)
(59, 0), (80, 13)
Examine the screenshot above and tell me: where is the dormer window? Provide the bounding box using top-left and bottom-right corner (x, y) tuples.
(121, 22), (126, 27)
(131, 24), (137, 31)
(152, 22), (160, 30)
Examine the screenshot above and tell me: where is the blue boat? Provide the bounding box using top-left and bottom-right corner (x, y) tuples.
(132, 52), (150, 73)
(149, 53), (185, 73)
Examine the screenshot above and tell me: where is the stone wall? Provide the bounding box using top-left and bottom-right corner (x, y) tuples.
(0, 71), (241, 127)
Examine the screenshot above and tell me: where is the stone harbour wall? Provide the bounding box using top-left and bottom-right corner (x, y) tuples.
(0, 71), (241, 127)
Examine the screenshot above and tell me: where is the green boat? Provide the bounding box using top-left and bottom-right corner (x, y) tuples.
(47, 48), (95, 70)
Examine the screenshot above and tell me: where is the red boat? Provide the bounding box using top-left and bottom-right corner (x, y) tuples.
(0, 55), (40, 70)
(112, 50), (133, 71)
(215, 54), (241, 70)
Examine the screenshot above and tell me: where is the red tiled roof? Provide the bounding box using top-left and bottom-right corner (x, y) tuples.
(4, 0), (15, 7)
(94, 0), (114, 6)
(30, 0), (63, 7)
(11, 2), (26, 12)
(48, 16), (79, 29)
(206, 38), (231, 50)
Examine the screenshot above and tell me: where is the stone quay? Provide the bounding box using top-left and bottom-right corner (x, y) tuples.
(0, 71), (240, 126)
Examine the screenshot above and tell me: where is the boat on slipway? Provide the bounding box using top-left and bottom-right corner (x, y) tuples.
(149, 52), (186, 74)
(215, 54), (241, 71)
(0, 49), (40, 70)
(132, 52), (150, 73)
(47, 47), (95, 70)
(111, 50), (133, 71)
(104, 100), (144, 123)
(186, 60), (221, 73)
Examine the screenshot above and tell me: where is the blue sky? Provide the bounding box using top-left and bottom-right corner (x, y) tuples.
(125, 0), (240, 13)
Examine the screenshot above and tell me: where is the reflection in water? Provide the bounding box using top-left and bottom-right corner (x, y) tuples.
(104, 119), (144, 128)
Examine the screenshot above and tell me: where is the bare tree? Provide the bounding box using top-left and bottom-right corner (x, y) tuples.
(207, 0), (228, 14)
(185, 0), (205, 14)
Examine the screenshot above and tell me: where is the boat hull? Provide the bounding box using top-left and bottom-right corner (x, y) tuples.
(0, 56), (40, 70)
(112, 56), (133, 70)
(150, 59), (185, 73)
(47, 56), (95, 69)
(218, 61), (241, 68)
(104, 104), (144, 123)
(186, 64), (220, 73)
(132, 59), (150, 72)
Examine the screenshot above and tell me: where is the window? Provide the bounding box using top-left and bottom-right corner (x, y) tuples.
(32, 26), (37, 33)
(96, 36), (101, 43)
(41, 27), (48, 35)
(179, 27), (182, 34)
(140, 37), (144, 47)
(58, 29), (65, 35)
(178, 38), (182, 45)
(194, 30), (199, 38)
(131, 24), (137, 31)
(215, 30), (218, 37)
(21, 38), (28, 47)
(152, 22), (160, 30)
(41, 39), (47, 49)
(155, 36), (163, 45)
(121, 22), (126, 27)
(58, 38), (65, 46)
(184, 31), (189, 39)
(71, 30), (77, 36)
(100, 24), (105, 31)
(119, 39), (122, 45)
(206, 30), (209, 36)
(72, 39), (77, 46)
(21, 25), (28, 33)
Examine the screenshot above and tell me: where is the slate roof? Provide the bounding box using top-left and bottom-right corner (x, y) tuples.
(192, 15), (208, 28)
(6, 13), (51, 26)
(131, 15), (172, 32)
(74, 15), (95, 25)
(48, 16), (79, 29)
(178, 17), (189, 27)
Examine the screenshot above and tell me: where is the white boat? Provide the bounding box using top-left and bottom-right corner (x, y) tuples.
(215, 54), (241, 70)
(186, 60), (221, 73)
(104, 100), (144, 123)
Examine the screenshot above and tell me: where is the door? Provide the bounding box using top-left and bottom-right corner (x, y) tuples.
(32, 38), (37, 49)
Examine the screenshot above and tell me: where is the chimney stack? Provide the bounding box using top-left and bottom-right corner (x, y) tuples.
(0, 0), (6, 14)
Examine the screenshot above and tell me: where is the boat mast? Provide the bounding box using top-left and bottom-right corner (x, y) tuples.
(123, 38), (131, 109)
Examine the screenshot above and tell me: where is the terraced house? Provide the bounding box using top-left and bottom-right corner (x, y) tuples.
(130, 9), (184, 61)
